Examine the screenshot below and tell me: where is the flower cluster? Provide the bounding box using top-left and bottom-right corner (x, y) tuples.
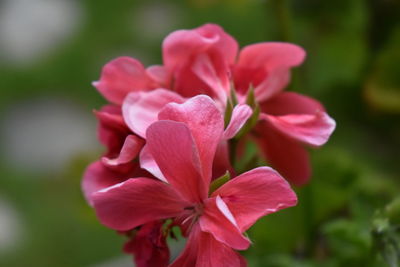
(82, 24), (336, 267)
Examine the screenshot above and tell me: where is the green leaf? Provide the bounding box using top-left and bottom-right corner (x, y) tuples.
(209, 171), (230, 194)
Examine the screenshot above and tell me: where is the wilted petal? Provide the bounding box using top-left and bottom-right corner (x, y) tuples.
(253, 122), (311, 186)
(171, 225), (247, 267)
(93, 57), (154, 105)
(146, 120), (207, 203)
(102, 135), (144, 167)
(260, 92), (336, 146)
(123, 221), (170, 267)
(223, 104), (253, 139)
(199, 197), (250, 250)
(92, 178), (185, 231)
(212, 167), (297, 232)
(158, 95), (224, 184)
(122, 88), (185, 138)
(139, 144), (167, 182)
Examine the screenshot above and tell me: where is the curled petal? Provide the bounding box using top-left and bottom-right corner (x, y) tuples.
(139, 144), (167, 182)
(102, 135), (144, 167)
(122, 89), (185, 138)
(260, 92), (336, 146)
(223, 104), (253, 140)
(93, 57), (154, 105)
(158, 95), (224, 184)
(146, 121), (207, 203)
(199, 197), (250, 250)
(213, 167), (298, 232)
(92, 178), (185, 231)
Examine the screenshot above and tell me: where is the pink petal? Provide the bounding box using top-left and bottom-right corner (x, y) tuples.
(199, 197), (250, 250)
(139, 144), (167, 182)
(93, 57), (154, 105)
(146, 120), (207, 203)
(123, 221), (170, 267)
(146, 65), (170, 88)
(212, 141), (235, 180)
(253, 122), (311, 186)
(212, 167), (297, 232)
(171, 225), (247, 267)
(102, 135), (144, 167)
(158, 95), (224, 185)
(92, 178), (186, 231)
(261, 92), (336, 146)
(94, 105), (130, 155)
(163, 24), (238, 70)
(122, 88), (185, 138)
(223, 104), (253, 139)
(82, 161), (136, 206)
(234, 43), (305, 101)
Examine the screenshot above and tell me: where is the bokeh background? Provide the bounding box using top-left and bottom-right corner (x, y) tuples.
(0, 0), (399, 266)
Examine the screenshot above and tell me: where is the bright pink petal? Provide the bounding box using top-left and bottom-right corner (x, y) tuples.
(146, 120), (207, 203)
(93, 57), (154, 105)
(123, 221), (170, 267)
(253, 122), (311, 186)
(261, 92), (336, 146)
(82, 161), (136, 206)
(122, 88), (185, 138)
(234, 43), (305, 100)
(223, 104), (253, 139)
(158, 95), (224, 184)
(102, 135), (144, 167)
(212, 167), (297, 232)
(139, 144), (167, 182)
(92, 178), (186, 231)
(199, 197), (250, 250)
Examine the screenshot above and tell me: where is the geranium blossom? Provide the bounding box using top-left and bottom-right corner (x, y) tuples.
(92, 96), (297, 266)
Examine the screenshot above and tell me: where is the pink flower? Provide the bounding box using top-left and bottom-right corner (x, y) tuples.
(162, 24), (336, 185)
(92, 96), (297, 266)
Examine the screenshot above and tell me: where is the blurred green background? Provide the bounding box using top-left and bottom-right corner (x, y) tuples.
(0, 0), (399, 266)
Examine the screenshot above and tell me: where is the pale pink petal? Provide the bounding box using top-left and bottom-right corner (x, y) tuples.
(212, 167), (297, 232)
(192, 54), (229, 103)
(122, 88), (185, 138)
(170, 224), (247, 267)
(93, 57), (154, 105)
(253, 122), (311, 186)
(146, 120), (207, 203)
(139, 144), (167, 182)
(223, 104), (253, 139)
(82, 161), (136, 206)
(234, 43), (305, 100)
(102, 135), (144, 167)
(92, 178), (186, 231)
(199, 197), (250, 250)
(158, 95), (224, 184)
(260, 92), (336, 146)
